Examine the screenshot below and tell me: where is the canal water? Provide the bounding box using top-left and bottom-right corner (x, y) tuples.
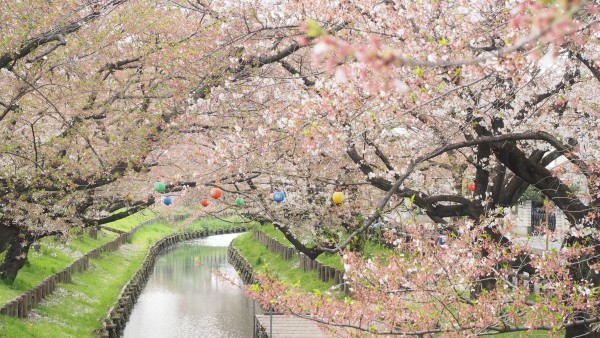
(123, 233), (259, 338)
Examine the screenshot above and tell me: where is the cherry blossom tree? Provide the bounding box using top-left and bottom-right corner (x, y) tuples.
(1, 0), (598, 336)
(0, 0), (210, 282)
(0, 0), (315, 282)
(178, 1), (600, 336)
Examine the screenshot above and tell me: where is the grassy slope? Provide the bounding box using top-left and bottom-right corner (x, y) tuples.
(232, 232), (337, 294)
(255, 223), (392, 271)
(0, 223), (175, 337)
(0, 211), (156, 305)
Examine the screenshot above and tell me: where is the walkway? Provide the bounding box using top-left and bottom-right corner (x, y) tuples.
(255, 314), (328, 338)
(511, 234), (562, 254)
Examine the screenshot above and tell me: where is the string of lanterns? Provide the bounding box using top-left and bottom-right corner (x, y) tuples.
(150, 178), (479, 213)
(149, 179), (480, 210)
(153, 182), (348, 208)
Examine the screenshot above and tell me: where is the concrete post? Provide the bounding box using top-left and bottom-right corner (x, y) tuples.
(513, 200), (532, 236)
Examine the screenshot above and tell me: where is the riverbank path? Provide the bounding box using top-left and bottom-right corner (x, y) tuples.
(255, 314), (329, 338)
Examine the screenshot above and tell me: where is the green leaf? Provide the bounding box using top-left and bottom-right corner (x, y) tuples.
(409, 92), (416, 103)
(306, 19), (324, 38)
(415, 66), (424, 77)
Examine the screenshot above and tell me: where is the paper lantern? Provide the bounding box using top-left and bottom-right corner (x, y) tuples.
(154, 182), (166, 193)
(332, 191), (344, 205)
(163, 196), (172, 205)
(468, 181), (476, 191)
(273, 191), (285, 203)
(210, 187), (222, 199)
(126, 194), (133, 202)
(235, 197), (245, 205)
(201, 198), (209, 207)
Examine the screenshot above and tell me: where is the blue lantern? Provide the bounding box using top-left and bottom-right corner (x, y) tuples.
(273, 191), (285, 203)
(163, 197), (172, 205)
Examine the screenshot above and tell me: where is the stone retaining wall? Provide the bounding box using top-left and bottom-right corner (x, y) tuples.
(96, 225), (250, 338)
(227, 245), (258, 285)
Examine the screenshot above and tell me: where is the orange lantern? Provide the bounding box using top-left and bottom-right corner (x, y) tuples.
(201, 198), (209, 207)
(468, 181), (476, 191)
(210, 187), (222, 199)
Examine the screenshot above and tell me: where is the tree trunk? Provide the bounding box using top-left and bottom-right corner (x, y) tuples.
(0, 232), (33, 284)
(564, 235), (600, 337)
(0, 223), (19, 253)
(492, 141), (591, 224)
(565, 316), (600, 338)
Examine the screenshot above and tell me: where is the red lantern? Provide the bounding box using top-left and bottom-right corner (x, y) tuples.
(201, 198), (209, 207)
(468, 181), (476, 191)
(210, 187), (222, 199)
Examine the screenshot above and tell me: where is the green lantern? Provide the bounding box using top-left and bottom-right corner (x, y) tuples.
(235, 197), (245, 205)
(154, 182), (166, 193)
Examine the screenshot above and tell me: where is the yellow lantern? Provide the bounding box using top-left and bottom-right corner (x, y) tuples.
(332, 191), (344, 205)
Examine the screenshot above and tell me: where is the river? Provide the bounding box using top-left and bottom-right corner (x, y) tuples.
(123, 233), (259, 338)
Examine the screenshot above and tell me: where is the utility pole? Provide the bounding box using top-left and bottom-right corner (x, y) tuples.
(545, 199), (550, 251)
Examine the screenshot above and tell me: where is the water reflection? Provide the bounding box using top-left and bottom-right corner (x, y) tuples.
(123, 233), (259, 338)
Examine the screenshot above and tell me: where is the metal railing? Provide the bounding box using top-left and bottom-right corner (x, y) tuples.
(531, 208), (556, 234)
